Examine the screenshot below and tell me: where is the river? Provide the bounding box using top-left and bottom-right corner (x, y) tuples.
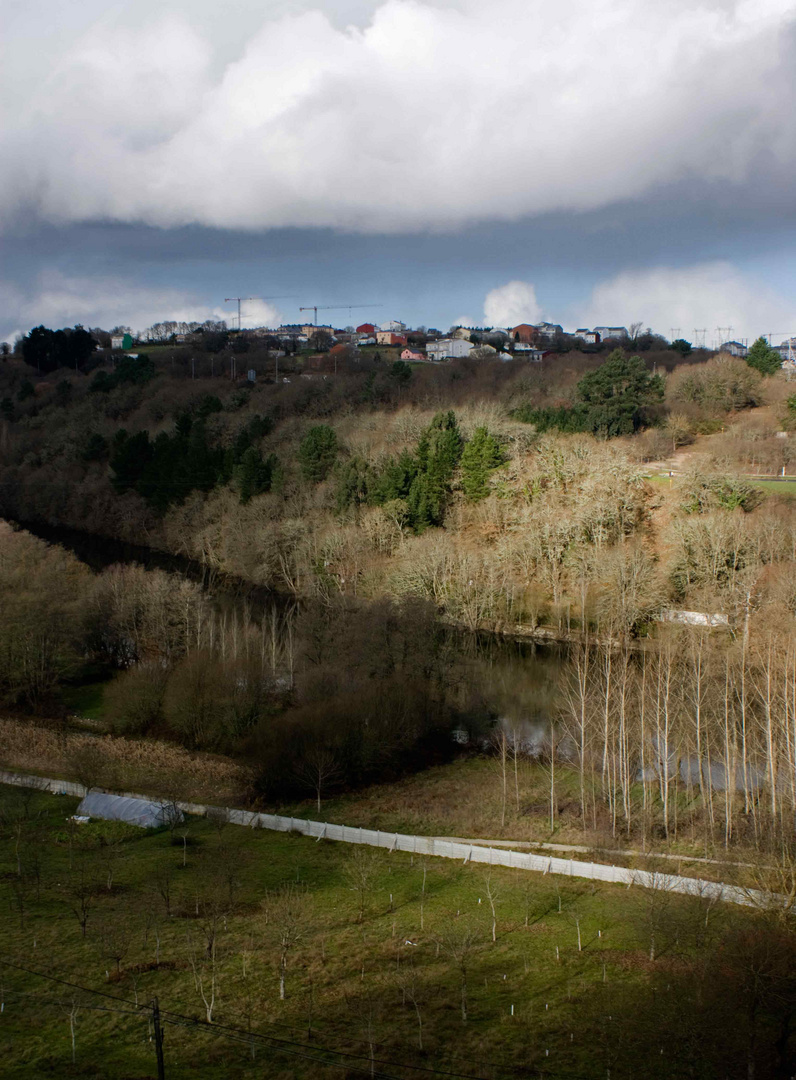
(12, 516), (566, 735)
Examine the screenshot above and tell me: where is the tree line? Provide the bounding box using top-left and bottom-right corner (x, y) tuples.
(0, 523), (464, 804)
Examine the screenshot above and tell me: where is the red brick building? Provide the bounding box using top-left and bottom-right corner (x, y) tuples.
(510, 323), (540, 344)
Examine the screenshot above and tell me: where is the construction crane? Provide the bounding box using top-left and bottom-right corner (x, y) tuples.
(224, 296), (294, 331)
(299, 303), (382, 327)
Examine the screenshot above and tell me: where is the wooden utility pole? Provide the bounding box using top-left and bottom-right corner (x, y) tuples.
(152, 997), (166, 1080)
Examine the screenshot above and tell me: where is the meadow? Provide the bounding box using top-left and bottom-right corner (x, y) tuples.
(2, 784), (794, 1080)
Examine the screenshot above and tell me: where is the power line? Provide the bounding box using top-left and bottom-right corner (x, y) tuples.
(0, 959), (493, 1080)
(2, 989), (143, 1016)
(1, 957), (637, 1080)
(0, 961), (393, 1079)
(130, 980), (496, 1079)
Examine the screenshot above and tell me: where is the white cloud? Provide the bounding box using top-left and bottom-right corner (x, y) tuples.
(578, 262), (796, 345)
(0, 271), (282, 341)
(232, 299), (283, 330)
(1, 0), (795, 233)
(483, 281), (542, 327)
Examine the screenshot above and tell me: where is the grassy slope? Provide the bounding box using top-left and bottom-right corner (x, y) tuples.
(277, 757), (749, 876)
(0, 716), (762, 878)
(0, 784), (717, 1080)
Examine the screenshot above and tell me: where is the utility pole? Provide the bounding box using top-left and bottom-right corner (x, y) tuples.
(669, 327), (680, 343)
(152, 997), (166, 1080)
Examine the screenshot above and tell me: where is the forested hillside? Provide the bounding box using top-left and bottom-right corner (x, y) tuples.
(0, 344), (793, 637)
(2, 343), (796, 850)
(3, 340), (796, 1077)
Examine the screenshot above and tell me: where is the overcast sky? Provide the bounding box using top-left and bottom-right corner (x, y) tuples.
(3, 0), (796, 343)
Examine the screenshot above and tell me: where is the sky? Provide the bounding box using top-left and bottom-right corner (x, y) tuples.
(3, 0), (796, 344)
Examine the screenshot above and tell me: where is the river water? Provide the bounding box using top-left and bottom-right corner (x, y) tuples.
(14, 517), (566, 735)
(8, 519), (766, 794)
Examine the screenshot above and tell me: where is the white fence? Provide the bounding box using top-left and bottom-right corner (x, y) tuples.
(0, 769), (774, 910)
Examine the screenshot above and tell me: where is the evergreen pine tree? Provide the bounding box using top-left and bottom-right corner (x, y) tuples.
(461, 427), (504, 501)
(299, 425), (338, 483)
(746, 336), (782, 376)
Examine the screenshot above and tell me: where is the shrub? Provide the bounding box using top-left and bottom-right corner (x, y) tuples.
(104, 663), (169, 735)
(667, 356), (762, 415)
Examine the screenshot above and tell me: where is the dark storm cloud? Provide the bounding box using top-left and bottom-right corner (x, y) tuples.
(3, 1), (796, 341)
(2, 1), (796, 233)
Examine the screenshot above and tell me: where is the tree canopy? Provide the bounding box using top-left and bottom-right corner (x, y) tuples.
(21, 325), (97, 373)
(110, 412), (276, 512)
(745, 336), (782, 376)
(460, 426), (504, 501)
(515, 350), (664, 437)
(299, 425), (339, 483)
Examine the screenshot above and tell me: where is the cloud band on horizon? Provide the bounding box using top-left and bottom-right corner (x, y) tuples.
(2, 0), (796, 234)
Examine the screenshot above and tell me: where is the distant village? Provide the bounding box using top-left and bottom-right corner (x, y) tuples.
(118, 318), (796, 367)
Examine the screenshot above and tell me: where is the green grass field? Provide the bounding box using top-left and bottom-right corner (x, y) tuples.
(60, 680), (108, 721)
(2, 783), (775, 1080)
(751, 478), (796, 498)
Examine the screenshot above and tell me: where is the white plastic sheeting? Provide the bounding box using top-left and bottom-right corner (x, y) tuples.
(0, 769), (779, 908)
(76, 791), (183, 829)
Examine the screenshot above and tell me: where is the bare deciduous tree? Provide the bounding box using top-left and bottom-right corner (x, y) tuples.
(63, 855), (100, 938)
(266, 884), (312, 1000)
(295, 745), (342, 813)
(344, 848), (381, 924)
(438, 922), (481, 1022)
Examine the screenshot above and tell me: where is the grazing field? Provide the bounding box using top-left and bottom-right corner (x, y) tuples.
(750, 478), (796, 498)
(2, 784), (794, 1080)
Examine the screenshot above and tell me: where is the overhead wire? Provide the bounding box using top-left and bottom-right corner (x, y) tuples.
(0, 956), (628, 1080)
(0, 958), (489, 1079)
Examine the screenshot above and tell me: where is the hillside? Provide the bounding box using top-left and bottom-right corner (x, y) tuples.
(1, 345), (792, 638)
(3, 782), (795, 1080)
